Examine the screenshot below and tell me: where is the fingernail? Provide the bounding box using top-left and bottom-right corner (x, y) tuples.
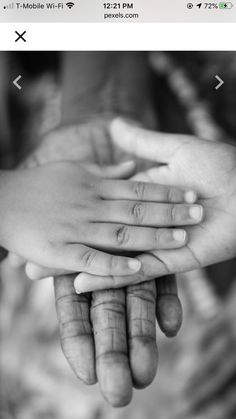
(74, 277), (83, 294)
(75, 288), (82, 295)
(185, 190), (197, 204)
(128, 259), (141, 272)
(172, 229), (187, 242)
(189, 205), (203, 221)
(75, 287), (82, 294)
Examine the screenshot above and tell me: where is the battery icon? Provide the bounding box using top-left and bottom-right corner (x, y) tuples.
(219, 2), (233, 8)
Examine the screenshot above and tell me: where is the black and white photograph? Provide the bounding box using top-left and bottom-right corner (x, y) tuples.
(1, 51), (236, 419)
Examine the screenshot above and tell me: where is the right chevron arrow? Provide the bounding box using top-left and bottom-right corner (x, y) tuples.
(215, 75), (224, 90)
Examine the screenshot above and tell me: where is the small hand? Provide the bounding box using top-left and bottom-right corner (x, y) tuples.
(74, 118), (236, 292)
(1, 162), (142, 276)
(3, 158), (201, 276)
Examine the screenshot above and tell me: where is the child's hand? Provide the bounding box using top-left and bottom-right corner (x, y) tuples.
(1, 160), (202, 276)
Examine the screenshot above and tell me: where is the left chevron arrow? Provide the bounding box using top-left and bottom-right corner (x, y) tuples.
(13, 75), (22, 90)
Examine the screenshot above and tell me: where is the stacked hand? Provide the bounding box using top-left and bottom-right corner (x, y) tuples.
(8, 120), (187, 407)
(8, 117), (236, 406)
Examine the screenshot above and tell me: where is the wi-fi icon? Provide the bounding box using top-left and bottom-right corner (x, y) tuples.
(66, 2), (74, 9)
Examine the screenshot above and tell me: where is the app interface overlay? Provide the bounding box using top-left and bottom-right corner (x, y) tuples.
(1, 0), (236, 22)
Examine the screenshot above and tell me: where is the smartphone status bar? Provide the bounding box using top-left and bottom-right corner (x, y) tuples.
(1, 0), (236, 22)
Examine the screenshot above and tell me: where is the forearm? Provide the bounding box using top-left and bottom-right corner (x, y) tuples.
(60, 52), (151, 125)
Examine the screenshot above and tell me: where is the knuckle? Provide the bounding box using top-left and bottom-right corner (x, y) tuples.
(100, 254), (118, 273)
(154, 230), (162, 247)
(130, 202), (146, 224)
(127, 283), (156, 303)
(115, 225), (131, 246)
(109, 255), (120, 272)
(167, 188), (177, 203)
(92, 300), (125, 322)
(81, 249), (97, 268)
(133, 181), (146, 200)
(166, 204), (176, 223)
(60, 318), (89, 340)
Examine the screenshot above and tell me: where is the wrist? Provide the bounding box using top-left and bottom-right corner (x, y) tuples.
(61, 52), (152, 127)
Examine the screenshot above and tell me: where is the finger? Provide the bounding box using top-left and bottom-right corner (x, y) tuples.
(126, 280), (158, 389)
(29, 221), (170, 279)
(110, 118), (189, 164)
(26, 227), (187, 282)
(84, 160), (136, 179)
(135, 166), (184, 190)
(98, 201), (203, 227)
(77, 223), (188, 251)
(100, 178), (197, 204)
(73, 246), (202, 293)
(26, 262), (73, 280)
(132, 166), (173, 186)
(54, 275), (96, 384)
(156, 275), (183, 337)
(91, 289), (133, 407)
(74, 272), (141, 294)
(52, 244), (141, 276)
(137, 165), (207, 198)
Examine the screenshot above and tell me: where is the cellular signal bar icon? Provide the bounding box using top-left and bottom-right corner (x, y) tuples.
(3, 2), (14, 9)
(66, 2), (74, 8)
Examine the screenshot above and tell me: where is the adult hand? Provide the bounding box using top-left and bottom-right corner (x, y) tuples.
(75, 118), (236, 292)
(9, 120), (183, 406)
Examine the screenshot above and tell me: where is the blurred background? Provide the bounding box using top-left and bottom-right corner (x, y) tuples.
(1, 51), (236, 419)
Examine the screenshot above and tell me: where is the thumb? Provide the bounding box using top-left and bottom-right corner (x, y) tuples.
(83, 160), (136, 179)
(110, 118), (184, 164)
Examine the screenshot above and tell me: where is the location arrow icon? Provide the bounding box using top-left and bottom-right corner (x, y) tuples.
(215, 75), (224, 90)
(13, 75), (22, 90)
